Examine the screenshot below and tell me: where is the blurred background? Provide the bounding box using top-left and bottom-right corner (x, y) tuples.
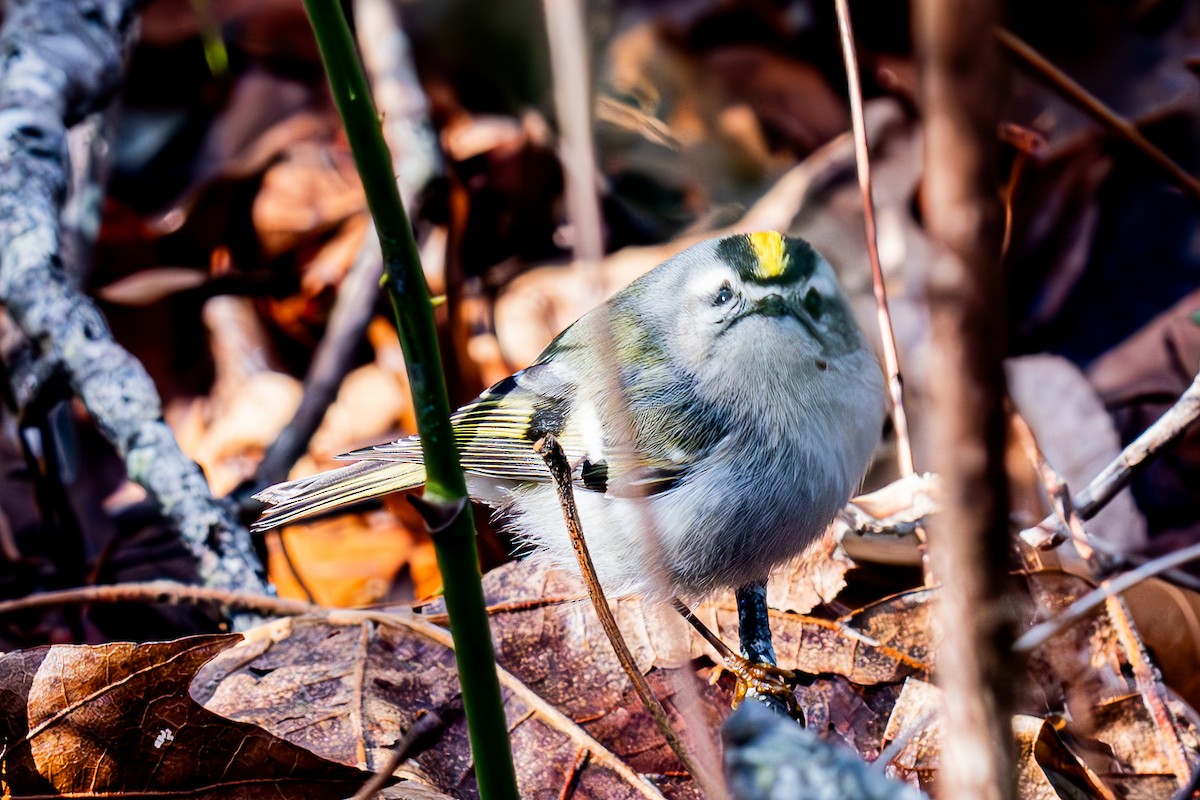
(1, 0), (1198, 651)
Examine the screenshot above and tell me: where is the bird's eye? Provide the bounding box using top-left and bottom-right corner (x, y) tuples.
(713, 284), (734, 307)
(804, 287), (824, 319)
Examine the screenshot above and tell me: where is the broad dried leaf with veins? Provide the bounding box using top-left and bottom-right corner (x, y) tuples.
(0, 635), (371, 799)
(703, 588), (932, 684)
(179, 558), (1196, 799)
(196, 612), (693, 800)
(881, 680), (1122, 799)
(867, 572), (1200, 797)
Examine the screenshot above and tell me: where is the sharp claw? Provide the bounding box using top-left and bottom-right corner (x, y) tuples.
(726, 653), (801, 716)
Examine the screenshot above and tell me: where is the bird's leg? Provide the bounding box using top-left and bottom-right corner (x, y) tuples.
(735, 579), (776, 665)
(732, 580), (797, 714)
(671, 588), (798, 716)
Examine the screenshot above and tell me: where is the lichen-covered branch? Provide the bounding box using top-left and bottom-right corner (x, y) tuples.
(0, 0), (269, 609)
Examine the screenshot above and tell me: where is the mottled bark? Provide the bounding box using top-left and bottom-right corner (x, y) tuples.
(0, 0), (269, 616)
(913, 1), (1018, 798)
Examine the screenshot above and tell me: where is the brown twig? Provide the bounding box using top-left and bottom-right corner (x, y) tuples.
(833, 0), (915, 480)
(539, 5), (724, 789)
(1102, 593), (1192, 785)
(421, 595), (575, 625)
(348, 710), (444, 800)
(997, 125), (1046, 258)
(995, 27), (1200, 206)
(1010, 407), (1095, 562)
(1014, 539), (1200, 653)
(0, 580), (315, 619)
(535, 436), (723, 796)
(540, 0), (605, 276)
(1021, 368), (1200, 546)
(536, 0), (670, 584)
(915, 1), (1017, 799)
(1012, 411), (1193, 783)
(671, 597), (739, 664)
(1012, 373), (1200, 591)
(253, 235), (382, 490)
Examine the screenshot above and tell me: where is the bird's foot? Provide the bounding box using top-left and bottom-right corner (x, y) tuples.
(730, 580), (801, 716)
(726, 653), (800, 713)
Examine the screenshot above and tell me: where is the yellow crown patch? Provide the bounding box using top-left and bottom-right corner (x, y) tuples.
(747, 231), (789, 280)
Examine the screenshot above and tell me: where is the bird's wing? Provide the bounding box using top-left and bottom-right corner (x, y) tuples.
(345, 362), (591, 483)
(253, 353), (705, 530)
(251, 459), (427, 531)
(252, 364), (590, 531)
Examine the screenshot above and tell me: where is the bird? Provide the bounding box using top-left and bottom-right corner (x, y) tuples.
(253, 231), (884, 673)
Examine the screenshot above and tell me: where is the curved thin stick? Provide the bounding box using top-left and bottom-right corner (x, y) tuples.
(1014, 539), (1200, 653)
(536, 436), (724, 797)
(0, 581), (315, 618)
(834, 0), (915, 478)
(996, 28), (1200, 206)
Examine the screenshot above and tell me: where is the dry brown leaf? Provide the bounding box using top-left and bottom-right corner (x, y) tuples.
(840, 474), (937, 567)
(268, 512), (416, 607)
(881, 680), (1124, 800)
(1121, 578), (1200, 713)
(252, 140), (366, 258)
(795, 676), (903, 762)
(194, 612), (699, 799)
(1012, 715), (1125, 800)
(467, 557), (925, 687)
(1007, 354), (1146, 551)
(1023, 571), (1195, 793)
(760, 589), (933, 684)
(880, 677), (940, 789)
(766, 529), (855, 614)
(199, 554), (1197, 798)
(0, 635), (373, 799)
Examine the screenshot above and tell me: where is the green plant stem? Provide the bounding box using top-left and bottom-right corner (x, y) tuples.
(299, 2), (519, 798)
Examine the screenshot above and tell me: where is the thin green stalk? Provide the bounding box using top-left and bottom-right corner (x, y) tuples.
(299, 2), (519, 798)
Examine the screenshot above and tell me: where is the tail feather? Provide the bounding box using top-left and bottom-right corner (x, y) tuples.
(252, 460), (427, 530)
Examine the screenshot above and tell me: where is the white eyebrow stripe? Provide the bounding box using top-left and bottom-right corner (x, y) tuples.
(807, 269), (837, 295)
(690, 264), (736, 296)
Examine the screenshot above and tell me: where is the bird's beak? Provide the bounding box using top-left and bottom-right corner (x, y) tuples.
(754, 294), (790, 318)
(750, 294), (820, 338)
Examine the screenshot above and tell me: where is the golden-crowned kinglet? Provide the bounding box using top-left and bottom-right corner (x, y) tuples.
(254, 232), (884, 613)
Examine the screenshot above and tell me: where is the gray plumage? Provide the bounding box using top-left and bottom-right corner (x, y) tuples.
(254, 233), (885, 601)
